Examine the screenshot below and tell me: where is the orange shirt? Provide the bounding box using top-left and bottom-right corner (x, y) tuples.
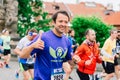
(74, 41), (102, 74)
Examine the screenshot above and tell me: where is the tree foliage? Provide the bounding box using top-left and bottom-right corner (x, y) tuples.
(17, 0), (51, 37)
(71, 16), (113, 47)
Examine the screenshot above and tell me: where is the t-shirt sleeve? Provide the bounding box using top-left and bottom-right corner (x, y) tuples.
(63, 39), (72, 62)
(16, 39), (24, 50)
(102, 39), (109, 50)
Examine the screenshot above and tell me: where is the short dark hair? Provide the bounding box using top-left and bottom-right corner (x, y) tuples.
(85, 28), (95, 36)
(52, 10), (70, 22)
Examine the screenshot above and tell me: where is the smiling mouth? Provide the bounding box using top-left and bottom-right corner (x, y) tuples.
(60, 26), (65, 29)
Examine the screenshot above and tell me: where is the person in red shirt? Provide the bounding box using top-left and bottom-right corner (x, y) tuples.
(73, 29), (102, 80)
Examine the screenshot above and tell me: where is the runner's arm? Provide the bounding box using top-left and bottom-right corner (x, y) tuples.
(20, 36), (44, 58)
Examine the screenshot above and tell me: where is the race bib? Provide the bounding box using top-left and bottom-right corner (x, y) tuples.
(51, 68), (65, 80)
(116, 46), (120, 53)
(112, 48), (116, 55)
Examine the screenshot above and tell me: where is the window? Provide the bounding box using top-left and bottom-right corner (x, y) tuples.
(85, 2), (96, 7)
(53, 4), (60, 10)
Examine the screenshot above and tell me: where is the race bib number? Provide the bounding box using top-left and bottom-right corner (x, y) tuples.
(51, 68), (65, 80)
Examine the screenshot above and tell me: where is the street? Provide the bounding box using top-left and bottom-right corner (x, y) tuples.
(0, 59), (23, 80)
(0, 57), (79, 80)
(0, 57), (117, 80)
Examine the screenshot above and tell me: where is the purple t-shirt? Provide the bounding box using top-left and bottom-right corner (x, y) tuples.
(30, 30), (72, 80)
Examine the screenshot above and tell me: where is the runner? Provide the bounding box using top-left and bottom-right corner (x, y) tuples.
(15, 10), (77, 80)
(101, 28), (118, 80)
(14, 28), (37, 80)
(73, 29), (102, 80)
(1, 29), (11, 68)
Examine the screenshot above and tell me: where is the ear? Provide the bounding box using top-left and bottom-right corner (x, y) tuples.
(52, 20), (56, 23)
(86, 35), (88, 39)
(51, 20), (55, 26)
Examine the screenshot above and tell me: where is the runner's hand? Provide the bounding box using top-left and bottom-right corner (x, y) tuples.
(109, 56), (114, 61)
(72, 55), (81, 63)
(63, 62), (71, 74)
(98, 56), (103, 61)
(115, 54), (119, 58)
(31, 33), (44, 50)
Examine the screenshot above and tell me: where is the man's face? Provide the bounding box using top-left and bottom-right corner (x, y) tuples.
(111, 31), (117, 39)
(87, 30), (96, 42)
(53, 13), (69, 34)
(29, 32), (37, 40)
(4, 31), (9, 35)
(70, 30), (75, 37)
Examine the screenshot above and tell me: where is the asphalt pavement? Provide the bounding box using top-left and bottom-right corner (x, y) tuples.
(0, 57), (117, 80)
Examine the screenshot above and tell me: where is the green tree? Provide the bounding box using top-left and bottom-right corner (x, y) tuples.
(71, 16), (113, 47)
(17, 0), (51, 37)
